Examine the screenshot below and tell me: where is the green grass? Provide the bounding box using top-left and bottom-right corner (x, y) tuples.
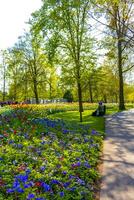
(50, 103), (134, 134)
(105, 103), (134, 114)
(50, 110), (105, 134)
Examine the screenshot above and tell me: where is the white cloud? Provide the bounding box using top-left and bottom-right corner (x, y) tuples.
(0, 0), (42, 49)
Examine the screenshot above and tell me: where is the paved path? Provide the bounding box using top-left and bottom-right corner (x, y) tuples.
(100, 109), (134, 200)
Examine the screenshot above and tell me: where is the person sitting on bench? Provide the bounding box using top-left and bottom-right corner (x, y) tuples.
(92, 101), (106, 116)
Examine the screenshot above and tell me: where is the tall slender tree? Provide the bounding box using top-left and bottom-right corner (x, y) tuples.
(32, 0), (93, 121)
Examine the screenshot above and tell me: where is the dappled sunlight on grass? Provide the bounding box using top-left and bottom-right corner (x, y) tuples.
(50, 110), (105, 133)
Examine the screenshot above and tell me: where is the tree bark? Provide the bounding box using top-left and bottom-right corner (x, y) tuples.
(103, 94), (107, 103)
(33, 79), (39, 104)
(77, 80), (83, 122)
(49, 82), (52, 99)
(118, 39), (125, 110)
(89, 79), (93, 103)
(3, 62), (6, 102)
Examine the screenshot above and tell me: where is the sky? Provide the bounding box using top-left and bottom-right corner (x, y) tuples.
(0, 0), (42, 50)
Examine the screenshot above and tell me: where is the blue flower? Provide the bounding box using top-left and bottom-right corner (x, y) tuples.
(68, 187), (76, 191)
(62, 129), (69, 134)
(16, 174), (28, 183)
(17, 144), (23, 148)
(26, 169), (31, 174)
(59, 191), (64, 197)
(41, 141), (45, 145)
(42, 183), (51, 192)
(24, 183), (31, 188)
(37, 150), (41, 156)
(16, 187), (24, 193)
(63, 182), (70, 188)
(28, 193), (35, 199)
(7, 189), (14, 193)
(9, 140), (14, 144)
(13, 180), (20, 188)
(51, 180), (60, 185)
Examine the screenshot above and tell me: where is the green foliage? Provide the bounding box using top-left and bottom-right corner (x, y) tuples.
(63, 90), (73, 102)
(0, 104), (104, 199)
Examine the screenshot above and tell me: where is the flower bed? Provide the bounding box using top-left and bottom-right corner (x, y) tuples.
(0, 106), (103, 200)
(10, 103), (98, 115)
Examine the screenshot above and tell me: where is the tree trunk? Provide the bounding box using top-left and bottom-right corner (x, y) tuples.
(103, 94), (107, 103)
(89, 80), (93, 103)
(14, 79), (17, 101)
(33, 80), (39, 104)
(24, 77), (28, 101)
(77, 80), (83, 122)
(118, 39), (125, 110)
(49, 82), (52, 99)
(3, 64), (6, 102)
(115, 93), (118, 103)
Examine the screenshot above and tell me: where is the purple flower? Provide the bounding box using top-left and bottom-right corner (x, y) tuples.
(63, 182), (70, 188)
(56, 164), (61, 168)
(77, 178), (85, 185)
(84, 138), (89, 143)
(40, 166), (46, 171)
(84, 162), (91, 168)
(91, 129), (97, 135)
(62, 171), (67, 175)
(68, 187), (76, 191)
(69, 175), (75, 179)
(17, 144), (23, 148)
(72, 162), (81, 168)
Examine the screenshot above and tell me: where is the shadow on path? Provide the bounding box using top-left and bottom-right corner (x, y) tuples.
(100, 109), (134, 200)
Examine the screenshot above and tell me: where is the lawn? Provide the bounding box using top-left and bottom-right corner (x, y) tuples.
(50, 110), (105, 134)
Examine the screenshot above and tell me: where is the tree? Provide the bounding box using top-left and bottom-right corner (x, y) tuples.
(17, 32), (48, 104)
(32, 0), (94, 121)
(0, 50), (7, 101)
(63, 90), (73, 102)
(90, 0), (134, 110)
(6, 48), (24, 101)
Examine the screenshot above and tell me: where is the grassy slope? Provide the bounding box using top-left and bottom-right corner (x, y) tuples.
(50, 110), (105, 134)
